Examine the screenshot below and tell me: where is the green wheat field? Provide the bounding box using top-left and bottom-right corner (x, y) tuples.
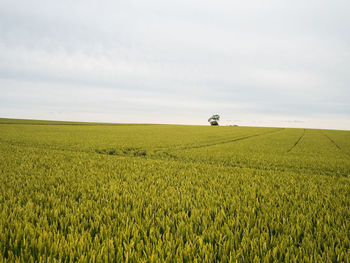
(0, 118), (349, 262)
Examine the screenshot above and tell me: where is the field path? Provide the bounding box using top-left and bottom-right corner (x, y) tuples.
(287, 129), (305, 153)
(322, 132), (350, 157)
(173, 128), (285, 151)
(322, 133), (341, 150)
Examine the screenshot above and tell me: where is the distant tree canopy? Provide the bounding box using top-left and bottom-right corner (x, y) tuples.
(208, 114), (220, 126)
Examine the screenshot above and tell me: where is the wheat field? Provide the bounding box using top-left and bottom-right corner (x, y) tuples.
(0, 118), (349, 262)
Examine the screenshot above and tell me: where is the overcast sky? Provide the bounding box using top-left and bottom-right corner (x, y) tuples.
(0, 0), (349, 129)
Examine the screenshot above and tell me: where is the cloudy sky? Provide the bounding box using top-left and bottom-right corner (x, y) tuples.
(0, 0), (349, 129)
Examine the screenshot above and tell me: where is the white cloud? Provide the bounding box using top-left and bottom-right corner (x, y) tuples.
(0, 0), (349, 129)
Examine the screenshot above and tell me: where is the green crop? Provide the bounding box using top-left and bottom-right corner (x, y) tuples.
(0, 118), (349, 262)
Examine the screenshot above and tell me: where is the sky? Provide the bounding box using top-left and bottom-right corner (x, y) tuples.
(0, 0), (349, 129)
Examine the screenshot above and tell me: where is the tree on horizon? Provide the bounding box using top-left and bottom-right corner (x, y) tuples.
(208, 114), (220, 126)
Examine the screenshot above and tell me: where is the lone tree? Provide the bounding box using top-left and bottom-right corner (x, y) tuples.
(208, 114), (220, 126)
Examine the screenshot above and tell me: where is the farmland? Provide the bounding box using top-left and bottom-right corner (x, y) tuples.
(0, 118), (349, 262)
